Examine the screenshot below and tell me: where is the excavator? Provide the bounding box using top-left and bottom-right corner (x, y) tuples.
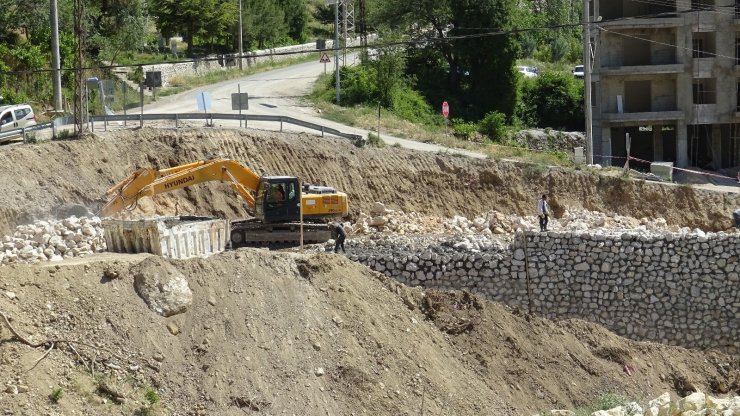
(100, 158), (349, 246)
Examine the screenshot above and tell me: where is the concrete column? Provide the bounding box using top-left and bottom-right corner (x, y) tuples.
(711, 124), (722, 169)
(653, 125), (664, 161)
(601, 126), (612, 166)
(677, 121), (688, 167)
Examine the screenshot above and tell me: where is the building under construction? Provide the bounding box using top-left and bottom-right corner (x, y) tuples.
(591, 0), (740, 170)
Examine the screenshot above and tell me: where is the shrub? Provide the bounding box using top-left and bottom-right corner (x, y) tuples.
(390, 87), (439, 125)
(367, 132), (385, 148)
(49, 387), (63, 403)
(144, 388), (160, 405)
(451, 118), (478, 140)
(479, 111), (508, 141)
(518, 71), (584, 131)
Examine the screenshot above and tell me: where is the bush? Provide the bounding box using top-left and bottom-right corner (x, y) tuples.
(340, 65), (377, 105)
(367, 132), (385, 147)
(517, 71), (583, 131)
(479, 111), (508, 141)
(452, 118), (478, 140)
(390, 87), (439, 126)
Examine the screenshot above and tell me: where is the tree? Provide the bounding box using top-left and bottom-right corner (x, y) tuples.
(278, 0), (308, 42)
(519, 71), (583, 130)
(149, 0), (237, 56)
(368, 0), (519, 120)
(243, 0), (286, 49)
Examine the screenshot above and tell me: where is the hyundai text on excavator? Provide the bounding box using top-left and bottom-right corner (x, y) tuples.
(100, 158), (349, 246)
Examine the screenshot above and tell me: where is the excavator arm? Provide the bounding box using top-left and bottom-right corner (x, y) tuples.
(100, 158), (262, 217)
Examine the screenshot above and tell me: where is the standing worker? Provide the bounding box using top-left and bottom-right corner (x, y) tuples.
(334, 222), (346, 253)
(734, 208), (740, 229)
(537, 194), (550, 232)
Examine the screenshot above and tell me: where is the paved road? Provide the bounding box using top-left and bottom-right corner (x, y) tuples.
(141, 59), (487, 159)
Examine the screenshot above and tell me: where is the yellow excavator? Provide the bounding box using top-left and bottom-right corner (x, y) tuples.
(100, 158), (349, 246)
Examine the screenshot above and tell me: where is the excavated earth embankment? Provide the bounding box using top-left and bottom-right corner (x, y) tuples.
(0, 128), (738, 415)
(0, 128), (736, 235)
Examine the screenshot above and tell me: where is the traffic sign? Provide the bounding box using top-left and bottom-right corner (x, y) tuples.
(320, 53), (331, 63)
(442, 101), (450, 118)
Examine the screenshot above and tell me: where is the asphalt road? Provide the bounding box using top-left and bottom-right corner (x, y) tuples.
(141, 59), (487, 159)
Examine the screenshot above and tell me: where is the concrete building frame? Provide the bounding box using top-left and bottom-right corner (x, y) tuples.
(590, 0), (740, 171)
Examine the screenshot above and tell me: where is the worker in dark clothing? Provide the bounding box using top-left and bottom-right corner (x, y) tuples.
(733, 208), (740, 229)
(334, 222), (346, 253)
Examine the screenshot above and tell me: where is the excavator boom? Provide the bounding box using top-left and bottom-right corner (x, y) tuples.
(101, 158), (260, 217)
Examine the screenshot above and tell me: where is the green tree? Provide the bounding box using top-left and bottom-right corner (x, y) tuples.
(87, 0), (149, 61)
(243, 0), (286, 48)
(518, 71), (583, 130)
(149, 0), (237, 55)
(368, 0), (519, 120)
(278, 0), (308, 42)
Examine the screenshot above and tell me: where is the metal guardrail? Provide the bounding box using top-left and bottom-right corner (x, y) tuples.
(0, 113), (366, 145)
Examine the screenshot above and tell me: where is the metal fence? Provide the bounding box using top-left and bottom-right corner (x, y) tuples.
(0, 113), (365, 145)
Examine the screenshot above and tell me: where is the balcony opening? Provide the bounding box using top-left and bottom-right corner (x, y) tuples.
(624, 81), (652, 112)
(736, 36), (740, 64)
(736, 1), (740, 17)
(692, 32), (716, 58)
(693, 78), (716, 104)
(691, 0), (713, 11)
(623, 36), (651, 66)
(601, 0), (676, 20)
(737, 81), (740, 110)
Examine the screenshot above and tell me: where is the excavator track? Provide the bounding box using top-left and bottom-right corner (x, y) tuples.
(229, 219), (332, 248)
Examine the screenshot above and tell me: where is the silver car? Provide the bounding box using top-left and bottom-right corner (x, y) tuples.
(0, 104), (37, 142)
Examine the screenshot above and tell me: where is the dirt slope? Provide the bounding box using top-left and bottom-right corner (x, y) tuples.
(0, 251), (736, 415)
(0, 128), (736, 235)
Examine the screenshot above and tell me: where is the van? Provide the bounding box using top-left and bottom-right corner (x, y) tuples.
(0, 104), (37, 141)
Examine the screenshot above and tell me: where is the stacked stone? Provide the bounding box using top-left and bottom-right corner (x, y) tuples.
(342, 229), (739, 352)
(1, 216), (105, 265)
(347, 202), (697, 238)
(548, 391), (740, 416)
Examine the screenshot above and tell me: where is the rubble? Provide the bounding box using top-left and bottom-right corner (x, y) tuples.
(1, 216), (105, 265)
(346, 203), (723, 239)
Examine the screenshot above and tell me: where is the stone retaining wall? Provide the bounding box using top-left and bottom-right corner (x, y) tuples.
(136, 36), (371, 87)
(347, 231), (739, 353)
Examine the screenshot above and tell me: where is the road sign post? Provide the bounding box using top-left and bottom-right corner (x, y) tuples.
(442, 101), (450, 137)
(320, 53), (331, 74)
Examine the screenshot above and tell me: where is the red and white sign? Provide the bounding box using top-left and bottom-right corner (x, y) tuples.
(442, 101), (450, 118)
(319, 53), (331, 63)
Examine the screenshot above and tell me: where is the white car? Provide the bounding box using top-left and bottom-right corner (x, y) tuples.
(517, 66), (538, 78)
(0, 104), (37, 142)
(573, 65), (585, 79)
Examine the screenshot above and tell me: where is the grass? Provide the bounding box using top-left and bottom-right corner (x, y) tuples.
(49, 387), (63, 403)
(573, 393), (633, 416)
(307, 72), (576, 168)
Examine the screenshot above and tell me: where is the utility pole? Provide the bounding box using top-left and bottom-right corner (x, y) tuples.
(583, 0), (594, 164)
(238, 0), (243, 70)
(334, 0), (340, 104)
(73, 0), (84, 135)
(50, 0), (63, 112)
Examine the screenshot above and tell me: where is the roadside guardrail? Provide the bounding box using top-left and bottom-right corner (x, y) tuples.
(0, 113), (365, 146)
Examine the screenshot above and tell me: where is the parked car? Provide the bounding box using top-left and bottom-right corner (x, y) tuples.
(0, 104), (37, 142)
(517, 65), (539, 78)
(573, 65), (585, 79)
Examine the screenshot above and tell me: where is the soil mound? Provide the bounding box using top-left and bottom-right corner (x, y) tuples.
(0, 251), (736, 415)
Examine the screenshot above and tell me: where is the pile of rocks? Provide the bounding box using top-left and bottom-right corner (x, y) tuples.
(346, 203), (699, 238)
(1, 216), (106, 265)
(549, 391), (740, 416)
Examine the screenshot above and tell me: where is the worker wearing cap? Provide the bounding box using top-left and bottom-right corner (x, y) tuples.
(334, 222), (346, 253)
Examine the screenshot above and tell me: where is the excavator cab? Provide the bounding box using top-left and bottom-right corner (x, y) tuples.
(255, 177), (301, 223)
